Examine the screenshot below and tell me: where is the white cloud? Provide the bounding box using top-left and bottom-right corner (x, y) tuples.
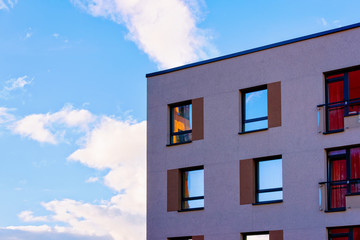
(0, 0), (17, 10)
(0, 107), (15, 124)
(321, 17), (327, 26)
(85, 176), (99, 183)
(52, 33), (60, 38)
(11, 105), (96, 144)
(9, 116), (146, 240)
(4, 75), (31, 92)
(18, 211), (49, 222)
(71, 0), (217, 69)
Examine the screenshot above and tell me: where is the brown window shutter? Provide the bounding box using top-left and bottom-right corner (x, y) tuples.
(192, 235), (204, 240)
(269, 230), (283, 240)
(267, 81), (281, 128)
(192, 97), (204, 141)
(167, 169), (181, 211)
(240, 159), (255, 205)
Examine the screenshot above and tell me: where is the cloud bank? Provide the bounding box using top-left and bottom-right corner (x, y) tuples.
(71, 0), (217, 69)
(7, 107), (146, 240)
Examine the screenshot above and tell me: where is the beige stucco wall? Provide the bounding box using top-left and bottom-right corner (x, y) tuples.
(147, 27), (360, 240)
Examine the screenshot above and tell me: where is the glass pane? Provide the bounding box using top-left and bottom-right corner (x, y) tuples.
(328, 81), (344, 104)
(182, 199), (204, 210)
(172, 133), (192, 144)
(349, 70), (360, 100)
(183, 169), (204, 198)
(330, 183), (346, 209)
(328, 105), (344, 131)
(351, 147), (360, 194)
(331, 159), (347, 181)
(245, 89), (268, 120)
(349, 69), (360, 114)
(172, 104), (192, 133)
(258, 191), (283, 202)
(244, 120), (268, 132)
(328, 149), (346, 156)
(246, 234), (269, 240)
(258, 159), (282, 190)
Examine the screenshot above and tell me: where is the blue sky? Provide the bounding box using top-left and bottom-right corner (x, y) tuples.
(0, 0), (360, 239)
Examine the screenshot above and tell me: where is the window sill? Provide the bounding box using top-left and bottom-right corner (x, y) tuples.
(324, 208), (346, 213)
(323, 129), (344, 135)
(178, 207), (204, 212)
(238, 128), (268, 135)
(252, 200), (283, 205)
(166, 141), (192, 147)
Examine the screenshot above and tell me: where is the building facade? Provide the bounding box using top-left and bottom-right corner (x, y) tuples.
(146, 23), (360, 240)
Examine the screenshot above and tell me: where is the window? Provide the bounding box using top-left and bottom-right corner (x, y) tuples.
(243, 233), (269, 240)
(242, 86), (268, 132)
(170, 101), (192, 144)
(328, 226), (360, 240)
(325, 68), (360, 132)
(181, 167), (204, 210)
(327, 146), (360, 210)
(242, 231), (283, 240)
(168, 236), (204, 240)
(256, 156), (283, 203)
(168, 237), (192, 240)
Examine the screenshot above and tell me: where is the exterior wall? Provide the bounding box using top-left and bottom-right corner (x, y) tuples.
(147, 27), (360, 240)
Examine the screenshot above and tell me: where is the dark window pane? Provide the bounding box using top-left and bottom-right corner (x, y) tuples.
(328, 105), (344, 131)
(349, 70), (360, 114)
(351, 147), (360, 194)
(328, 81), (344, 104)
(244, 120), (268, 132)
(245, 89), (268, 119)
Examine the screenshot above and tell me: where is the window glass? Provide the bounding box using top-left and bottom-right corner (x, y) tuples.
(245, 89), (268, 119)
(328, 146), (360, 210)
(170, 103), (192, 144)
(257, 158), (282, 202)
(242, 88), (268, 132)
(245, 234), (269, 240)
(182, 168), (204, 210)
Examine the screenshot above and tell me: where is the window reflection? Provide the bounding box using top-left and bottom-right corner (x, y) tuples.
(182, 168), (204, 210)
(242, 88), (268, 132)
(170, 103), (192, 144)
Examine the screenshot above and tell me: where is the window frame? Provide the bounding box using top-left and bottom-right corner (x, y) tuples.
(255, 155), (283, 204)
(324, 66), (360, 133)
(241, 85), (268, 133)
(327, 145), (360, 211)
(180, 166), (204, 211)
(169, 100), (192, 145)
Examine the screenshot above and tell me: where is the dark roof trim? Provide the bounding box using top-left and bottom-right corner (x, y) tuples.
(146, 22), (360, 78)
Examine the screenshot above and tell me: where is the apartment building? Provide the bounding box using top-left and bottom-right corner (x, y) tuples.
(146, 23), (360, 240)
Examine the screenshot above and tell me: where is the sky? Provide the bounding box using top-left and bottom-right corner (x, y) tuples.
(0, 0), (360, 239)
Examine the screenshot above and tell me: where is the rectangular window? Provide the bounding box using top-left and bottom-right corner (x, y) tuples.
(181, 166), (204, 210)
(243, 232), (269, 240)
(242, 86), (268, 132)
(168, 237), (192, 240)
(325, 69), (360, 132)
(327, 146), (360, 210)
(328, 226), (360, 240)
(170, 101), (192, 144)
(256, 156), (283, 203)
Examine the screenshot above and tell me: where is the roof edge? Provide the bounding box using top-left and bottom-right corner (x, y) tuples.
(146, 22), (360, 78)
